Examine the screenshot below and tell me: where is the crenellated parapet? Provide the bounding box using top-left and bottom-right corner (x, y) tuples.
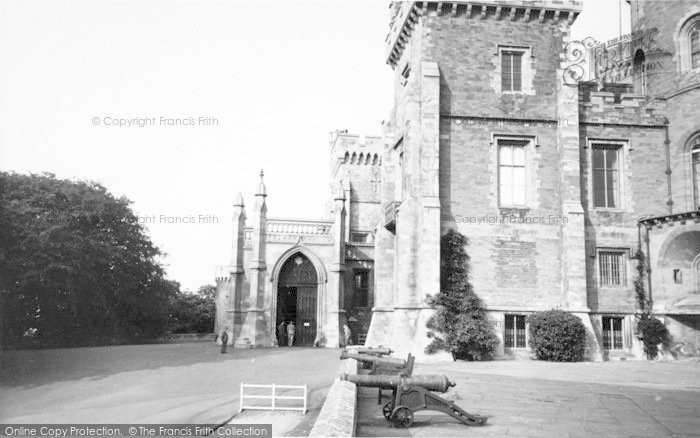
(386, 1), (582, 68)
(215, 266), (233, 284)
(579, 87), (667, 127)
(329, 130), (382, 178)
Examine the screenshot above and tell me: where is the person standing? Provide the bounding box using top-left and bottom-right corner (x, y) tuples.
(343, 323), (352, 346)
(277, 320), (286, 347)
(287, 321), (296, 347)
(220, 330), (228, 354)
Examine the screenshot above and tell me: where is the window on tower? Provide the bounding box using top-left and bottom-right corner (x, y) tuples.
(598, 249), (627, 287)
(680, 15), (700, 72)
(690, 135), (700, 208)
(501, 50), (523, 92)
(692, 24), (700, 69)
(592, 144), (621, 209)
(353, 269), (370, 308)
(497, 138), (530, 207)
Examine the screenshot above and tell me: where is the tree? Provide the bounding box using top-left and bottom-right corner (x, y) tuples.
(0, 172), (177, 348)
(425, 229), (498, 360)
(195, 284), (217, 301)
(167, 285), (215, 333)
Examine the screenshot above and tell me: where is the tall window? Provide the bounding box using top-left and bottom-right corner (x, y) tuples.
(691, 23), (700, 69)
(680, 15), (700, 72)
(592, 144), (620, 208)
(501, 50), (523, 92)
(599, 250), (626, 286)
(353, 269), (369, 307)
(504, 314), (526, 348)
(499, 140), (527, 206)
(691, 136), (700, 208)
(694, 254), (700, 294)
(394, 139), (404, 202)
(602, 316), (623, 350)
(633, 50), (646, 95)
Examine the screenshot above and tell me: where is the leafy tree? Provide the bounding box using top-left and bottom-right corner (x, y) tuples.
(167, 286), (215, 333)
(195, 284), (217, 301)
(425, 229), (498, 360)
(0, 172), (177, 348)
(637, 314), (669, 360)
(528, 310), (586, 362)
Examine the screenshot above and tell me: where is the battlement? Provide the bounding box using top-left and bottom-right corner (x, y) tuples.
(329, 131), (382, 177)
(578, 83), (667, 126)
(386, 1), (582, 68)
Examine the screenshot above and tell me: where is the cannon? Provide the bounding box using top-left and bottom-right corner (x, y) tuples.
(345, 346), (393, 356)
(339, 351), (415, 376)
(340, 374), (487, 428)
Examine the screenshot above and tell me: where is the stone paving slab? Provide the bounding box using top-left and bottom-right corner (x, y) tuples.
(356, 361), (700, 437)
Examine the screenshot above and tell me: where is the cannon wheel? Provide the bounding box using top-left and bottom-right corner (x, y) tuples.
(382, 402), (393, 420)
(391, 406), (414, 428)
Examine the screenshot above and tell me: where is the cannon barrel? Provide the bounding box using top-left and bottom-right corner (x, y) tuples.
(339, 351), (406, 366)
(339, 374), (455, 393)
(347, 347), (393, 356)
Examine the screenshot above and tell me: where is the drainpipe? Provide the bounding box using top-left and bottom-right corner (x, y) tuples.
(645, 223), (653, 313)
(663, 117), (673, 214)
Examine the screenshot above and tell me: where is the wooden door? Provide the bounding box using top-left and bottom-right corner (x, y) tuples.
(296, 286), (317, 346)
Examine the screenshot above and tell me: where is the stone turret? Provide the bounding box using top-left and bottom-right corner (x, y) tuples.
(325, 183), (347, 347)
(235, 170), (273, 348)
(215, 191), (248, 345)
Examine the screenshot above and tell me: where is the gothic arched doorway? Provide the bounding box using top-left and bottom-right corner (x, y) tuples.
(276, 253), (318, 346)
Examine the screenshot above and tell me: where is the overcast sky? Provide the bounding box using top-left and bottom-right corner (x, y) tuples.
(0, 0), (630, 291)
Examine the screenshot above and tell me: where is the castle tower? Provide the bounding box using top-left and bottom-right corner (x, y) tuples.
(626, 0), (700, 212)
(235, 170), (273, 347)
(329, 131), (383, 238)
(369, 0), (589, 360)
(214, 192), (247, 344)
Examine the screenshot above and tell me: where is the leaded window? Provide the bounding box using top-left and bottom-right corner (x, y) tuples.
(602, 316), (623, 350)
(599, 251), (626, 286)
(504, 314), (526, 348)
(499, 140), (527, 206)
(501, 51), (523, 92)
(592, 144), (620, 208)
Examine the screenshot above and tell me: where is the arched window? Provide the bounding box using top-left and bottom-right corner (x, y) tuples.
(633, 50), (646, 95)
(693, 254), (700, 294)
(691, 134), (700, 208)
(692, 24), (700, 69)
(680, 15), (700, 72)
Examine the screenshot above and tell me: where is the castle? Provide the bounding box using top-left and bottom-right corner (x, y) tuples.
(215, 0), (700, 360)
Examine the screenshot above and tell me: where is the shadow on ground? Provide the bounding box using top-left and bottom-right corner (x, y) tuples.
(0, 343), (316, 388)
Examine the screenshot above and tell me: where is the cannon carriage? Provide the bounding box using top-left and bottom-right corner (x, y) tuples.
(340, 373), (487, 428)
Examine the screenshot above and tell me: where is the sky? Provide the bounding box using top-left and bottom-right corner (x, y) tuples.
(0, 0), (631, 291)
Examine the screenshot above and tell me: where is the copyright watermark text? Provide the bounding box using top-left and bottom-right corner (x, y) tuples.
(91, 116), (219, 127)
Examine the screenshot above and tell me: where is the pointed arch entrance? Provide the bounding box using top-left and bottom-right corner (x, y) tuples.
(276, 252), (319, 346)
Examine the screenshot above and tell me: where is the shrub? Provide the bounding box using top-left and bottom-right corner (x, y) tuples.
(425, 229), (498, 361)
(528, 310), (587, 362)
(637, 315), (669, 360)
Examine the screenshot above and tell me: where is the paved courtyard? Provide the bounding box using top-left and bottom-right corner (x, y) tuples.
(0, 343), (341, 431)
(357, 360), (700, 438)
